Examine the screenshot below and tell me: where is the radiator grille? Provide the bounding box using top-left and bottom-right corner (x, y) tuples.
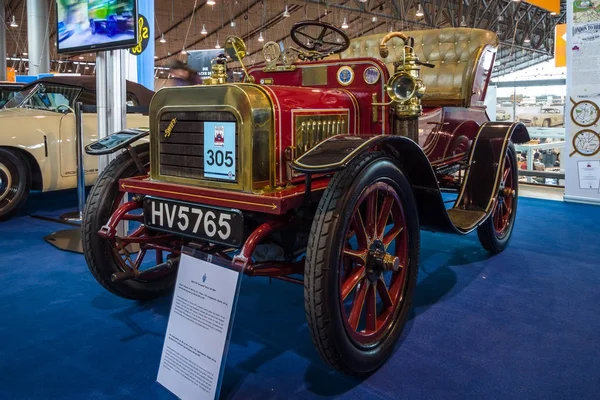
(158, 111), (237, 180)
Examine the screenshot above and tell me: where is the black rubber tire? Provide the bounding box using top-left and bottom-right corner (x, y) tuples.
(82, 144), (177, 300)
(542, 119), (550, 127)
(0, 148), (31, 221)
(477, 143), (518, 254)
(304, 152), (420, 376)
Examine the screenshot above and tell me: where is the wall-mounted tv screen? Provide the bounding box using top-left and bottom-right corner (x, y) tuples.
(56, 0), (138, 54)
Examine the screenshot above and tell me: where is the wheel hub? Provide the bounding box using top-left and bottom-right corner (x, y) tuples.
(366, 240), (400, 282)
(0, 163), (11, 202)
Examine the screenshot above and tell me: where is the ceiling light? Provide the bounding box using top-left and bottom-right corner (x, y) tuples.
(201, 24), (207, 35)
(207, 0), (216, 5)
(230, 21), (236, 27)
(160, 33), (166, 43)
(359, 0), (367, 2)
(85, 66), (90, 70)
(23, 51), (28, 56)
(416, 4), (424, 18)
(154, 55), (158, 59)
(10, 15), (18, 28)
(283, 5), (290, 18)
(78, 56), (84, 59)
(181, 47), (187, 55)
(341, 17), (349, 29)
(524, 35), (531, 43)
(460, 16), (467, 27)
(550, 11), (557, 15)
(371, 16), (378, 23)
(215, 40), (221, 49)
(258, 32), (264, 42)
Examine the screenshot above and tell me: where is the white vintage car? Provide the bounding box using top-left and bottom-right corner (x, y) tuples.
(516, 107), (564, 127)
(0, 76), (152, 220)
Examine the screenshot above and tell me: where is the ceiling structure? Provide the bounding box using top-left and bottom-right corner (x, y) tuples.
(2, 0), (566, 78)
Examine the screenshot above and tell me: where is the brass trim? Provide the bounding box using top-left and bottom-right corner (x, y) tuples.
(302, 66), (328, 86)
(150, 84), (274, 193)
(336, 66), (355, 86)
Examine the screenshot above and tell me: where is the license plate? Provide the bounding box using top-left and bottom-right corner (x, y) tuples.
(143, 197), (243, 247)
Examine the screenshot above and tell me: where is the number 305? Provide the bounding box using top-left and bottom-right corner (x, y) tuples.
(206, 150), (233, 167)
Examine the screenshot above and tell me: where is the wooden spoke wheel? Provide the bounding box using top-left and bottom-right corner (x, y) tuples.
(477, 143), (519, 253)
(305, 152), (420, 376)
(82, 144), (180, 300)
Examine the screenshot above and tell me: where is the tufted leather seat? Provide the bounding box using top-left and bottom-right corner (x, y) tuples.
(336, 28), (498, 108)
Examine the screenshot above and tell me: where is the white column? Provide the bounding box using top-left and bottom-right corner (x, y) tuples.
(27, 0), (50, 75)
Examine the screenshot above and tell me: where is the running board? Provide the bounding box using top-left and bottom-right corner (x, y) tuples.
(446, 209), (487, 232)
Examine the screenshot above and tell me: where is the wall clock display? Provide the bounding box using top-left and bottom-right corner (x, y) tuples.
(570, 129), (600, 157)
(571, 99), (600, 127)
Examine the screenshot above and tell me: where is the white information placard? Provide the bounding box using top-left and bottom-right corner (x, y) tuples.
(578, 160), (600, 189)
(157, 250), (241, 400)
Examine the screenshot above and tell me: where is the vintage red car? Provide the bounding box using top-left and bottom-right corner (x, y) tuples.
(83, 22), (529, 376)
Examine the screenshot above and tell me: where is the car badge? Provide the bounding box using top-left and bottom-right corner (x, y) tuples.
(337, 66), (354, 86)
(363, 66), (381, 85)
(214, 126), (225, 146)
(164, 118), (177, 138)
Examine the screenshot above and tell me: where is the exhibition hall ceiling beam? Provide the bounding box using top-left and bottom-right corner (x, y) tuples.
(3, 0), (566, 77)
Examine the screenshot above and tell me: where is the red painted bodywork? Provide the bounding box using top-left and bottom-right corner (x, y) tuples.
(119, 57), (491, 216)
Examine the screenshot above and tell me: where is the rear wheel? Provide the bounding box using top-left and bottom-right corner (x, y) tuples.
(82, 144), (179, 300)
(0, 148), (31, 221)
(542, 119), (551, 127)
(477, 143), (518, 253)
(304, 152), (420, 375)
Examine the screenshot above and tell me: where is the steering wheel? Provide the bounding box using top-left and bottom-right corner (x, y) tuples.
(56, 104), (73, 113)
(290, 21), (350, 54)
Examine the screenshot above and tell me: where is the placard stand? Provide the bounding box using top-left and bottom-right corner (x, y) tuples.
(157, 247), (242, 400)
(43, 101), (86, 253)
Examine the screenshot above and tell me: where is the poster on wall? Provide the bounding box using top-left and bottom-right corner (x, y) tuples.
(577, 160), (600, 189)
(565, 0), (600, 203)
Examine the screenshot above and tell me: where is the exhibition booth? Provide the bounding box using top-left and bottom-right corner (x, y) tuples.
(0, 1), (599, 399)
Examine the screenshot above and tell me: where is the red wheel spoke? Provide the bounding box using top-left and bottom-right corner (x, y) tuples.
(376, 194), (395, 239)
(365, 190), (378, 239)
(503, 165), (510, 182)
(383, 225), (404, 249)
(365, 283), (377, 332)
(348, 280), (368, 330)
(133, 248), (147, 269)
(343, 249), (367, 265)
(351, 211), (369, 249)
(341, 266), (366, 301)
(376, 276), (393, 309)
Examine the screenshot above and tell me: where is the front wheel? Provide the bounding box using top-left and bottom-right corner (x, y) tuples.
(477, 143), (518, 253)
(0, 148), (31, 221)
(304, 152), (420, 376)
(82, 144), (179, 300)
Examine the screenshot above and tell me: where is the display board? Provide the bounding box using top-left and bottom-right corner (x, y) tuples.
(565, 0), (600, 203)
(157, 248), (242, 400)
(187, 49), (224, 81)
(56, 0), (138, 54)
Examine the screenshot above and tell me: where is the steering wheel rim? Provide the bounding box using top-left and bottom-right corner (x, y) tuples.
(56, 104), (73, 113)
(290, 20), (350, 54)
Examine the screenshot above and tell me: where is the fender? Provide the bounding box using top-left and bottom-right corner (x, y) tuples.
(292, 121), (530, 234)
(85, 128), (149, 156)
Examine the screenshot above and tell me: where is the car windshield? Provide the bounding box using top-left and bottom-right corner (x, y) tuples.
(3, 83), (81, 111)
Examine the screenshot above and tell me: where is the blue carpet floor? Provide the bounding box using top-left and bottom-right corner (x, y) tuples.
(0, 189), (599, 400)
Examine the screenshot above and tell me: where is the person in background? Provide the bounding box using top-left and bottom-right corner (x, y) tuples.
(167, 60), (203, 86)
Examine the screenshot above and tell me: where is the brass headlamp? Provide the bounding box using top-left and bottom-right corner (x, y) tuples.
(377, 32), (428, 120)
